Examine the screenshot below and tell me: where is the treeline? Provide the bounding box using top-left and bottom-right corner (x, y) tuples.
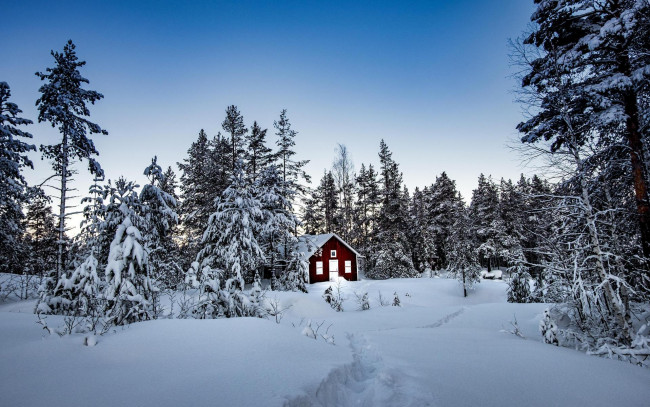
(0, 41), (313, 327)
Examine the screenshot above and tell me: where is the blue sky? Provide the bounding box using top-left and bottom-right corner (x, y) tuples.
(2, 0), (536, 208)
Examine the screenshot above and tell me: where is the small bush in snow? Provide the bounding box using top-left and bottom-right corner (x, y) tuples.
(354, 291), (370, 311)
(392, 292), (401, 307)
(323, 283), (344, 312)
(300, 319), (335, 345)
(266, 296), (292, 324)
(539, 308), (559, 346)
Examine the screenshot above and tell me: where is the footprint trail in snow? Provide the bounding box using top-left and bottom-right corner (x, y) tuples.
(285, 333), (435, 407)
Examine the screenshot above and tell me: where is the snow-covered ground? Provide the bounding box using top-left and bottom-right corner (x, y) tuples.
(1, 278), (649, 406)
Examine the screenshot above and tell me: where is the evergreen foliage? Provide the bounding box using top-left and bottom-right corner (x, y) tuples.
(35, 40), (107, 276)
(0, 82), (35, 274)
(24, 191), (58, 277)
(367, 140), (416, 279)
(104, 217), (155, 325)
(507, 263), (532, 304)
(447, 208), (481, 297)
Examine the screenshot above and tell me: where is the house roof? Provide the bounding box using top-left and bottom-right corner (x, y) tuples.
(296, 233), (362, 258)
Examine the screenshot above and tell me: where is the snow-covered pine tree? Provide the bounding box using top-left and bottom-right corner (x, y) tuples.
(272, 109), (310, 281)
(245, 121), (273, 183)
(279, 250), (308, 293)
(24, 191), (58, 278)
(507, 262), (532, 303)
(352, 163), (380, 260)
(140, 157), (180, 288)
(35, 40), (107, 277)
(367, 140), (416, 279)
(332, 143), (355, 241)
(222, 105), (248, 173)
(539, 308), (559, 346)
(301, 187), (324, 235)
(66, 253), (102, 316)
(178, 129), (211, 242)
(104, 216), (155, 325)
(315, 170), (340, 234)
(196, 161), (264, 316)
(177, 130), (231, 266)
(425, 172), (465, 271)
(392, 292), (400, 307)
(521, 0), (650, 263)
(410, 187), (436, 273)
(249, 271), (264, 314)
(0, 82), (35, 274)
(274, 109), (311, 200)
(469, 174), (501, 272)
(515, 2), (643, 345)
(256, 164), (298, 282)
(447, 208), (481, 297)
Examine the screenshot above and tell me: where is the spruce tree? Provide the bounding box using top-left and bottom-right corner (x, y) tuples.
(469, 174), (502, 272)
(447, 208), (481, 297)
(178, 130), (230, 265)
(256, 164), (300, 284)
(410, 187), (436, 273)
(104, 216), (154, 325)
(246, 121), (272, 183)
(426, 172), (465, 270)
(35, 40), (107, 276)
(140, 157), (180, 287)
(273, 109), (310, 262)
(507, 262), (532, 303)
(222, 105), (247, 173)
(0, 82), (35, 274)
(24, 192), (58, 277)
(368, 140), (416, 279)
(198, 162), (264, 289)
(353, 163), (380, 259)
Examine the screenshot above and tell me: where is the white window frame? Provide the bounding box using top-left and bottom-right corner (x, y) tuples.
(345, 260), (352, 274)
(316, 261), (323, 275)
(330, 250), (337, 258)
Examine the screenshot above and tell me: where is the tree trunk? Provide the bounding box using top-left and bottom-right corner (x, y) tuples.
(612, 0), (650, 261)
(462, 268), (467, 297)
(57, 135), (69, 278)
(623, 91), (650, 259)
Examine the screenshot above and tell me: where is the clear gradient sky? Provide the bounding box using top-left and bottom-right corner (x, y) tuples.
(2, 0), (536, 215)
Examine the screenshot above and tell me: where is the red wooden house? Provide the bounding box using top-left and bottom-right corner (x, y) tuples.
(297, 233), (360, 283)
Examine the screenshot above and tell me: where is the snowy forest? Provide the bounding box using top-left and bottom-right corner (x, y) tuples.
(1, 0), (650, 389)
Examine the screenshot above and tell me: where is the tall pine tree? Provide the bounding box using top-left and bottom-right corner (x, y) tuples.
(35, 40), (107, 276)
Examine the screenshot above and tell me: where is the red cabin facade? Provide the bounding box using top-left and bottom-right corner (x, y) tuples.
(297, 234), (360, 283)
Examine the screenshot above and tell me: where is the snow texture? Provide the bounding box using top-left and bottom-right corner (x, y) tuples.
(1, 278), (649, 407)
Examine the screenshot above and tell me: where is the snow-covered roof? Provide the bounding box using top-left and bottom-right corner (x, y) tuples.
(296, 233), (362, 258)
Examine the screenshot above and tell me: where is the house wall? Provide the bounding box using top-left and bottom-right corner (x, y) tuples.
(308, 237), (357, 283)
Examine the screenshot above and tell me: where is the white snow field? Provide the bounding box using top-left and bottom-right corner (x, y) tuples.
(1, 278), (649, 407)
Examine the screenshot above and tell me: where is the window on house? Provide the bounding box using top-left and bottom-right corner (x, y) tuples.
(345, 260), (352, 273)
(330, 250), (337, 257)
(316, 261), (323, 275)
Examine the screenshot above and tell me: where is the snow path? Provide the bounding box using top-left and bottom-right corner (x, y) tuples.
(284, 333), (434, 407)
(418, 307), (466, 329)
